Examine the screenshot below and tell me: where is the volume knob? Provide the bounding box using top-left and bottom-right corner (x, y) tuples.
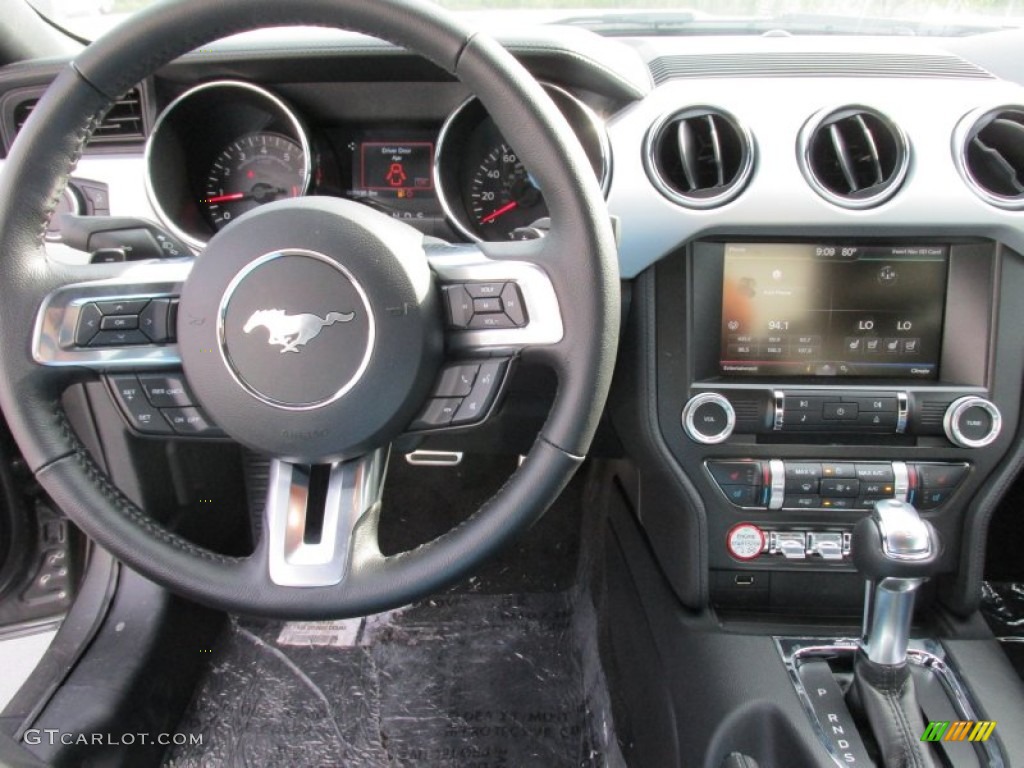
(943, 396), (1001, 448)
(682, 392), (735, 444)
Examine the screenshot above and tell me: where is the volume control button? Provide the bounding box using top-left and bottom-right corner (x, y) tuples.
(682, 393), (736, 444)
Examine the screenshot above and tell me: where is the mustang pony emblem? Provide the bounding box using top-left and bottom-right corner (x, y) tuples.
(243, 308), (355, 353)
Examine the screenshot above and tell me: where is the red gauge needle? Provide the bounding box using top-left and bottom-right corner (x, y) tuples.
(203, 192), (246, 204)
(479, 201), (518, 225)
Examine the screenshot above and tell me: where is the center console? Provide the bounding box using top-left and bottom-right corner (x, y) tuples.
(653, 238), (1022, 616)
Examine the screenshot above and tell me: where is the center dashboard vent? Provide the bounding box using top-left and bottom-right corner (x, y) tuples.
(7, 86), (147, 151)
(956, 107), (1024, 209)
(644, 107), (754, 209)
(799, 106), (908, 208)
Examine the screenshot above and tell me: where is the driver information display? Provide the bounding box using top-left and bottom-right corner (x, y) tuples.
(720, 243), (948, 379)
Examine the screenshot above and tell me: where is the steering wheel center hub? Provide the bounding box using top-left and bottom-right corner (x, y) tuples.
(177, 197), (443, 462)
(220, 250), (374, 409)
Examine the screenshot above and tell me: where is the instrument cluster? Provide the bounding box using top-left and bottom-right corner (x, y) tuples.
(145, 80), (610, 247)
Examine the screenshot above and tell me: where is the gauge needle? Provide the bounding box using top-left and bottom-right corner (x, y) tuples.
(203, 192), (246, 204)
(479, 201), (518, 225)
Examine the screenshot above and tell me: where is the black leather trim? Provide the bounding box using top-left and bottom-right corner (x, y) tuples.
(850, 653), (937, 768)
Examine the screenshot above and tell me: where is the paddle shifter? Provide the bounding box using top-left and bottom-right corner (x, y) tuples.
(849, 499), (939, 768)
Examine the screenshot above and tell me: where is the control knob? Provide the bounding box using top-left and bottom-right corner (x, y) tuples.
(943, 396), (1001, 448)
(682, 392), (735, 444)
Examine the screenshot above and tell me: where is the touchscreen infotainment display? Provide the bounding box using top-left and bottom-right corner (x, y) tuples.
(720, 243), (948, 379)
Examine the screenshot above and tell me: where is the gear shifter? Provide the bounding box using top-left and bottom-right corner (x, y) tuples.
(849, 499), (939, 768)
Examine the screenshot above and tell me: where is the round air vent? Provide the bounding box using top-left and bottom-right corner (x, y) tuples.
(799, 106), (909, 209)
(956, 107), (1024, 210)
(644, 107), (754, 209)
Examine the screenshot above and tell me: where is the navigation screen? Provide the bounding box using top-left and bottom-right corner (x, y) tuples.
(720, 243), (948, 379)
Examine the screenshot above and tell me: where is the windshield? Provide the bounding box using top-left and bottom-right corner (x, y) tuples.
(24, 0), (1024, 41)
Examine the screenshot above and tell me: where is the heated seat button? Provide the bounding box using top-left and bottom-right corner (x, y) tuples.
(719, 485), (759, 506)
(75, 303), (103, 346)
(917, 488), (953, 509)
(708, 461), (762, 487)
(915, 463), (968, 490)
(138, 373), (195, 408)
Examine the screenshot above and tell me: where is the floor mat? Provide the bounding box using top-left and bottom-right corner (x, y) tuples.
(163, 590), (622, 768)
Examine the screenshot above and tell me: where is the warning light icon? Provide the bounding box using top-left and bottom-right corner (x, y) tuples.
(386, 162), (407, 187)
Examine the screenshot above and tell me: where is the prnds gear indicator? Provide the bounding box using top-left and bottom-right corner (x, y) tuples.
(360, 142), (434, 194)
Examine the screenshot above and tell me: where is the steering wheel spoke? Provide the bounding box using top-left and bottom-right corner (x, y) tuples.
(32, 258), (191, 370)
(265, 448), (389, 587)
(426, 240), (563, 356)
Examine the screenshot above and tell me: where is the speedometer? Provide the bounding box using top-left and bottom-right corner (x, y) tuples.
(469, 143), (546, 240)
(435, 84), (610, 242)
(201, 132), (307, 229)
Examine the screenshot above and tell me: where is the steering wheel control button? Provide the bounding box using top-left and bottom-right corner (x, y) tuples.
(89, 329), (149, 347)
(100, 315), (138, 331)
(726, 524), (765, 561)
(107, 374), (173, 435)
(162, 407), (225, 437)
(410, 398), (462, 430)
(681, 392), (735, 444)
(443, 282), (528, 330)
(138, 373), (195, 408)
(443, 285), (474, 328)
(219, 251), (374, 409)
(944, 396), (1002, 448)
(74, 303), (104, 346)
(139, 299), (172, 342)
(434, 364), (479, 398)
(96, 299), (150, 315)
(452, 360), (505, 425)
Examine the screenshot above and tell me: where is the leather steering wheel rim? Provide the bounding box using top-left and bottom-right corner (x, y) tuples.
(0, 0), (619, 618)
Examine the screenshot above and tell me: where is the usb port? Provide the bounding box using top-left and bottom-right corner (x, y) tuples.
(734, 574), (755, 586)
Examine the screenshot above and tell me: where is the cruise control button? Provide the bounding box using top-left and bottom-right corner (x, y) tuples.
(410, 398), (462, 430)
(464, 282), (504, 298)
(915, 463), (968, 489)
(820, 479), (860, 497)
(500, 283), (526, 326)
(434, 364), (479, 398)
(107, 374), (172, 435)
(75, 303), (103, 346)
(100, 314), (138, 331)
(96, 299), (149, 315)
(137, 373), (195, 408)
(707, 461), (762, 486)
(161, 407), (224, 436)
(88, 329), (149, 346)
(719, 485), (759, 506)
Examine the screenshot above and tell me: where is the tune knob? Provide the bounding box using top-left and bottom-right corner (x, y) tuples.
(943, 396), (1001, 448)
(682, 392), (735, 444)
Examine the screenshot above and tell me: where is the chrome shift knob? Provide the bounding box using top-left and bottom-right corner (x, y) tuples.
(852, 500), (939, 666)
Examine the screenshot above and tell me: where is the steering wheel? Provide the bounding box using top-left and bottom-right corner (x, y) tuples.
(0, 0), (619, 618)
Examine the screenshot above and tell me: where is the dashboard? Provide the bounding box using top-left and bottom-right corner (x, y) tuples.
(3, 22), (1024, 618)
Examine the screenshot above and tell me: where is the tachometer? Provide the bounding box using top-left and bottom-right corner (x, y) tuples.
(469, 143), (546, 240)
(201, 132), (307, 229)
